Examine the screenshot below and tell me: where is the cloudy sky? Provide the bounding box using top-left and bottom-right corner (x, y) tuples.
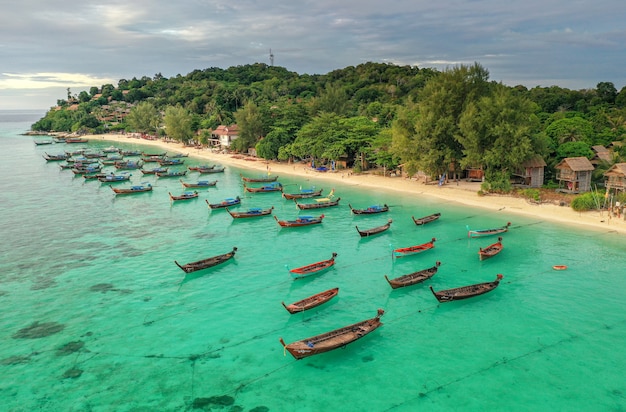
(2, 1), (625, 110)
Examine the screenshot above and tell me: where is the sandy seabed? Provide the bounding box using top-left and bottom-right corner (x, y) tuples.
(87, 133), (626, 235)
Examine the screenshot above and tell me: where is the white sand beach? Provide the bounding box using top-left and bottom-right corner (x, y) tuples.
(86, 133), (626, 235)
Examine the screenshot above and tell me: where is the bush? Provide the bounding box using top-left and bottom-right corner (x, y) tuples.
(571, 192), (603, 211)
(519, 188), (541, 201)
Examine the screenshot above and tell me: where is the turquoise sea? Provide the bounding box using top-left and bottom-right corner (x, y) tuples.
(1, 110), (625, 412)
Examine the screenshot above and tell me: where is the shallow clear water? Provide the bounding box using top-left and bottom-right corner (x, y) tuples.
(1, 111), (625, 411)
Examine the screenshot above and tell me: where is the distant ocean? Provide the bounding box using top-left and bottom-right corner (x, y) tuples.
(1, 109), (625, 411)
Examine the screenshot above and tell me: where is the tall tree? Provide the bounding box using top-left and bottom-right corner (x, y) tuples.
(163, 105), (194, 143)
(232, 101), (264, 152)
(125, 101), (160, 134)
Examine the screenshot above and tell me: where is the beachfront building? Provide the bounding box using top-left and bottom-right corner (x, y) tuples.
(210, 125), (239, 148)
(512, 155), (546, 188)
(555, 156), (594, 193)
(604, 163), (626, 194)
(591, 145), (613, 166)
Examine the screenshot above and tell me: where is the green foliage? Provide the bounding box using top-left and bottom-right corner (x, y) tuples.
(163, 105), (194, 143)
(126, 102), (160, 134)
(482, 169), (512, 193)
(571, 192), (603, 211)
(556, 141), (593, 159)
(519, 188), (541, 201)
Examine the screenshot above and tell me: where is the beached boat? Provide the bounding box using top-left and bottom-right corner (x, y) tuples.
(141, 167), (169, 175)
(244, 182), (283, 193)
(65, 137), (88, 143)
(168, 153), (189, 158)
(97, 172), (132, 183)
(288, 252), (337, 279)
(156, 170), (187, 178)
(478, 237), (503, 260)
(120, 150), (142, 156)
(206, 197), (241, 209)
(349, 204), (389, 214)
(180, 179), (217, 188)
(110, 183), (152, 195)
(274, 214), (325, 227)
(393, 237), (436, 258)
(281, 188), (323, 199)
(169, 191), (199, 201)
(412, 213), (441, 226)
(226, 206), (274, 218)
(282, 288), (339, 314)
(356, 219), (393, 237)
(429, 274), (504, 302)
(141, 152), (166, 158)
(384, 261), (441, 289)
(174, 247), (237, 274)
(467, 222), (511, 238)
(241, 173), (278, 182)
(279, 309), (385, 360)
(43, 152), (68, 161)
(295, 197), (341, 209)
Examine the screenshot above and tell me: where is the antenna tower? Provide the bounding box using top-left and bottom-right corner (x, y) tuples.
(269, 49), (274, 66)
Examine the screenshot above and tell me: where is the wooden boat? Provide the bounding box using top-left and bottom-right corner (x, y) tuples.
(174, 247), (237, 274)
(34, 140), (54, 145)
(83, 173), (108, 180)
(142, 152), (166, 158)
(467, 222), (511, 238)
(226, 206), (274, 218)
(83, 151), (106, 159)
(274, 214), (325, 227)
(157, 158), (185, 166)
(241, 173), (278, 182)
(121, 150), (142, 156)
(115, 160), (144, 170)
(156, 170), (187, 178)
(141, 167), (169, 175)
(100, 155), (124, 165)
(169, 191), (199, 201)
(65, 137), (88, 143)
(552, 265), (568, 270)
(102, 146), (120, 153)
(110, 183), (152, 194)
(349, 203), (389, 214)
(288, 252), (337, 279)
(188, 165), (215, 172)
(393, 237), (436, 258)
(384, 261), (441, 289)
(206, 197), (241, 209)
(282, 188), (323, 199)
(412, 212), (441, 226)
(356, 219), (393, 237)
(168, 153), (189, 158)
(71, 165), (102, 175)
(244, 182), (283, 193)
(196, 166), (225, 174)
(479, 237), (503, 260)
(279, 309), (384, 359)
(97, 172), (132, 182)
(282, 288), (339, 314)
(295, 197), (341, 209)
(180, 179), (217, 188)
(429, 274), (504, 302)
(43, 152), (68, 161)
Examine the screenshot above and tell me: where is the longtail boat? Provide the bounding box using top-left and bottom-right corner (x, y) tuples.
(196, 166), (225, 174)
(274, 214), (325, 227)
(282, 188), (323, 199)
(430, 274), (504, 302)
(188, 165), (215, 172)
(226, 206), (274, 218)
(174, 247), (237, 274)
(281, 288), (339, 314)
(65, 137), (88, 143)
(34, 140), (54, 146)
(295, 197), (341, 209)
(157, 158), (185, 166)
(356, 219), (392, 237)
(412, 213), (441, 226)
(206, 197), (241, 209)
(279, 309), (385, 359)
(121, 150), (142, 156)
(479, 237), (503, 260)
(467, 222), (511, 238)
(349, 204), (389, 214)
(393, 237), (436, 258)
(141, 167), (169, 175)
(156, 170), (187, 178)
(115, 160), (144, 170)
(43, 152), (68, 161)
(98, 173), (132, 183)
(110, 183), (152, 195)
(244, 182), (283, 193)
(241, 173), (278, 182)
(169, 191), (199, 201)
(384, 261), (441, 289)
(288, 252), (337, 279)
(180, 179), (217, 188)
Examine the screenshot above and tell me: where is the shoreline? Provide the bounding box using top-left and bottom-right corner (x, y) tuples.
(84, 133), (626, 235)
